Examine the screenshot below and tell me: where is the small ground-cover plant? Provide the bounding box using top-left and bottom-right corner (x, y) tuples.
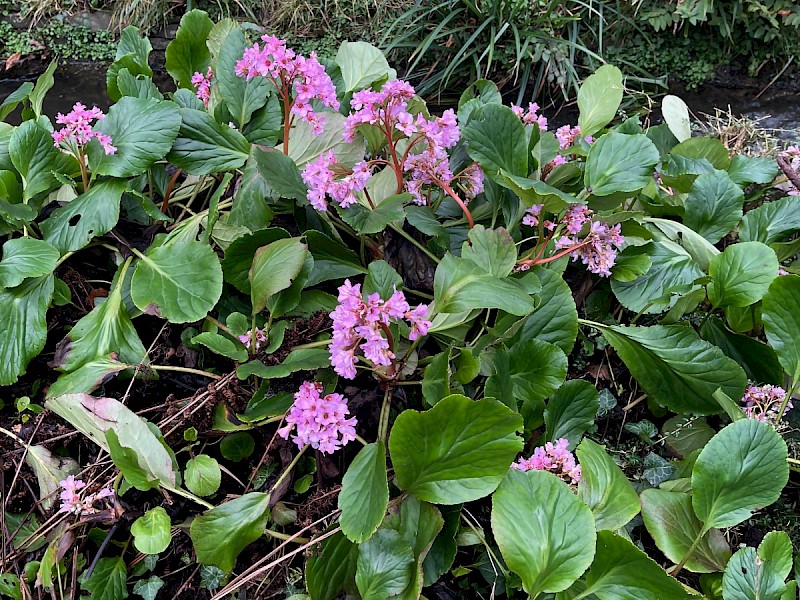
(1, 11), (800, 600)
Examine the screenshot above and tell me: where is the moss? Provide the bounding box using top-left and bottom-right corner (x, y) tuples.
(0, 19), (116, 61)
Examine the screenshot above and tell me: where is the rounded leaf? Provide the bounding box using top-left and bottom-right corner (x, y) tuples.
(355, 529), (415, 600)
(708, 242), (778, 308)
(131, 507), (171, 554)
(185, 455), (222, 497)
(338, 442), (389, 543)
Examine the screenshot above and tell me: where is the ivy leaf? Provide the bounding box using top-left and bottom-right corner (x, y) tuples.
(190, 492), (271, 572)
(492, 469), (596, 596)
(576, 439), (640, 532)
(131, 507), (172, 554)
(81, 557), (128, 600)
(708, 242), (778, 308)
(339, 442), (389, 543)
(388, 394), (523, 504)
(578, 64), (624, 137)
(544, 380), (599, 448)
(131, 240), (223, 323)
(132, 576), (164, 600)
(641, 488), (730, 573)
(643, 452), (675, 486)
(692, 419), (788, 529)
(355, 529), (415, 600)
(0, 238), (59, 288)
(165, 9), (213, 88)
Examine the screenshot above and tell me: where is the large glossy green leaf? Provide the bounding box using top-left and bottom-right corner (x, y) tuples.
(87, 98), (181, 177)
(462, 103), (527, 177)
(516, 267), (578, 354)
(0, 238), (59, 288)
(252, 145), (308, 200)
(595, 324), (747, 414)
(727, 154), (779, 186)
(740, 197), (800, 244)
(433, 254), (536, 316)
(355, 529), (415, 600)
(221, 228), (290, 293)
(41, 179), (127, 254)
(167, 108), (250, 174)
(576, 439), (640, 532)
(461, 225), (517, 277)
(640, 488), (731, 573)
(131, 240), (223, 323)
(389, 394), (523, 504)
(339, 193), (407, 235)
(339, 442), (389, 543)
(700, 317), (783, 385)
(762, 275), (800, 383)
(336, 41), (393, 92)
(708, 242), (777, 308)
(0, 275), (54, 385)
(215, 28), (270, 127)
(249, 237), (308, 313)
(46, 393), (176, 486)
(243, 94), (282, 146)
(9, 120), (74, 202)
(190, 492), (271, 572)
(578, 64), (624, 137)
(305, 230), (366, 286)
(487, 339), (568, 410)
(284, 111), (364, 167)
(646, 217), (719, 271)
(0, 82), (33, 121)
(576, 531), (692, 600)
(165, 9), (213, 88)
(683, 171), (744, 243)
(672, 137), (731, 170)
(693, 419), (788, 529)
(499, 171), (580, 213)
(722, 531), (792, 600)
(306, 531), (358, 600)
(53, 260), (146, 371)
(544, 380), (598, 448)
(492, 469), (595, 596)
(584, 133), (659, 196)
(131, 507), (171, 554)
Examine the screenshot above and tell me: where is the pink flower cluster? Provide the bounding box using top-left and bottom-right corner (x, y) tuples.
(742, 384), (793, 424)
(511, 102), (548, 130)
(555, 124), (591, 149)
(301, 151), (371, 210)
(277, 381), (357, 454)
(329, 280), (431, 379)
(238, 328), (267, 350)
(235, 36), (339, 135)
(512, 438), (581, 484)
(52, 102), (116, 155)
(191, 68), (214, 107)
(58, 476), (114, 515)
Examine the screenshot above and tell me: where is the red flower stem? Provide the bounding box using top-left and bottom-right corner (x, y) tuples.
(438, 181), (474, 228)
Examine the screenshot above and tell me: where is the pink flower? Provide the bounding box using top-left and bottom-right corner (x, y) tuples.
(277, 381), (357, 454)
(235, 36), (339, 135)
(52, 102), (116, 156)
(572, 221), (624, 277)
(192, 68), (214, 108)
(511, 102), (548, 130)
(742, 384), (792, 425)
(238, 328), (267, 350)
(328, 280), (431, 379)
(301, 151), (372, 211)
(522, 204), (543, 227)
(512, 438), (581, 484)
(555, 124), (591, 149)
(58, 476), (115, 515)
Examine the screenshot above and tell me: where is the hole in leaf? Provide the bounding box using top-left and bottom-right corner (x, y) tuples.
(68, 214), (81, 226)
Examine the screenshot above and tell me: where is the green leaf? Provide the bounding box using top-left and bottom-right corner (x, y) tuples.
(216, 28), (270, 126)
(306, 531), (358, 600)
(544, 380), (598, 448)
(47, 356), (131, 398)
(222, 228), (290, 293)
(0, 82), (33, 121)
(683, 171), (744, 243)
(131, 240), (223, 323)
(28, 60), (56, 118)
(46, 393), (177, 486)
(516, 267), (578, 354)
(339, 442), (389, 543)
(165, 9), (214, 88)
(192, 332), (247, 362)
(692, 419), (788, 529)
(700, 317), (783, 385)
(595, 324), (747, 414)
(488, 339), (568, 410)
(728, 154), (779, 186)
(0, 275), (54, 386)
(576, 438), (640, 532)
(132, 577), (164, 600)
(305, 230), (366, 286)
(252, 145), (307, 200)
(236, 347), (330, 379)
(131, 507), (171, 554)
(578, 64), (624, 137)
(577, 531), (692, 600)
(249, 237), (308, 313)
(762, 275), (800, 382)
(461, 225), (517, 277)
(362, 260), (402, 298)
(340, 193), (408, 235)
(81, 557), (128, 600)
(663, 415), (715, 457)
(462, 103), (527, 177)
(87, 98), (181, 178)
(0, 238), (59, 288)
(220, 431), (255, 461)
(9, 120), (69, 202)
(41, 179), (127, 255)
(433, 254), (536, 316)
(355, 529), (415, 600)
(190, 492), (271, 572)
(422, 350), (450, 407)
(53, 260), (146, 371)
(185, 454), (221, 496)
(389, 394), (523, 504)
(243, 94), (282, 145)
(336, 41), (393, 92)
(284, 110), (364, 167)
(167, 108), (250, 175)
(646, 217), (720, 271)
(673, 137), (730, 170)
(723, 531), (792, 600)
(422, 505), (460, 586)
(25, 445), (78, 511)
(708, 242), (777, 308)
(740, 197), (800, 244)
(492, 469), (596, 596)
(661, 95), (692, 142)
(585, 133), (659, 196)
(499, 171), (580, 213)
(640, 488), (731, 573)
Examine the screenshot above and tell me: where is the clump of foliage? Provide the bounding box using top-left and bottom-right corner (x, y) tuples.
(2, 10), (800, 600)
(0, 19), (117, 61)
